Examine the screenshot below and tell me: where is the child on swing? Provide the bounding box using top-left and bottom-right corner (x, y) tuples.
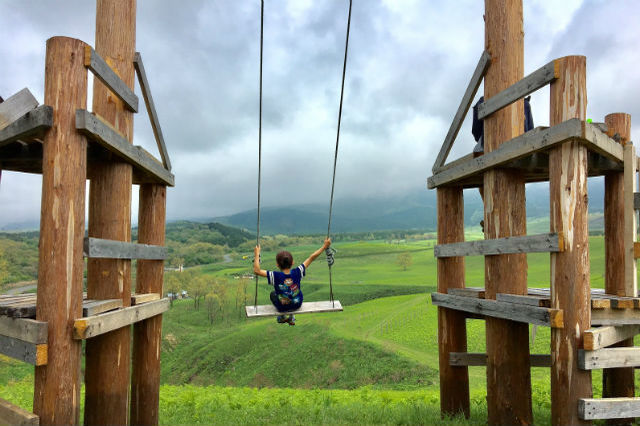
(253, 237), (332, 326)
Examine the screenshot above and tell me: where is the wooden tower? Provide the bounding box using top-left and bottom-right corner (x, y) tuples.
(0, 1), (174, 424)
(430, 0), (637, 424)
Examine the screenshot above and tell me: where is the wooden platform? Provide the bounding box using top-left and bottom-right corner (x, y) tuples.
(245, 300), (343, 318)
(0, 293), (123, 319)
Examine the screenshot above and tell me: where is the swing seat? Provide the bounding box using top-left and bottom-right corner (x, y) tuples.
(245, 300), (343, 318)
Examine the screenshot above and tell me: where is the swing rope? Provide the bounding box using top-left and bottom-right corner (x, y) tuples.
(254, 0), (264, 310)
(326, 0), (352, 306)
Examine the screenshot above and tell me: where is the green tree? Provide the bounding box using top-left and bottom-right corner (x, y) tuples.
(396, 252), (412, 271)
(0, 247), (8, 284)
(164, 272), (181, 306)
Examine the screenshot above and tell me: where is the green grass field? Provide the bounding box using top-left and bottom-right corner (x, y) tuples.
(0, 235), (619, 424)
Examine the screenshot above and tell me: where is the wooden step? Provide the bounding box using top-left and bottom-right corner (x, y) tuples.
(579, 397), (640, 420)
(579, 347), (640, 370)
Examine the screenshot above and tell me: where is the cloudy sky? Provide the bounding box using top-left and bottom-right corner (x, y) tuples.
(1, 0), (639, 228)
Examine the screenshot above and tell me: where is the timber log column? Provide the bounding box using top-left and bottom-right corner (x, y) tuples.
(549, 55), (591, 425)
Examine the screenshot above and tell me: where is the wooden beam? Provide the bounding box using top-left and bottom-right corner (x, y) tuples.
(83, 237), (167, 260)
(84, 46), (138, 112)
(447, 287), (485, 299)
(33, 36), (87, 426)
(133, 52), (171, 171)
(82, 299), (123, 317)
(579, 348), (640, 370)
(0, 105), (52, 148)
(450, 352), (551, 367)
(0, 316), (47, 344)
(0, 334), (47, 366)
(0, 88), (39, 130)
(584, 325), (640, 351)
(245, 300), (343, 317)
(74, 298), (169, 340)
(432, 51), (490, 172)
(0, 397), (39, 426)
(434, 233), (562, 257)
(624, 143), (637, 297)
(76, 109), (175, 186)
(131, 293), (160, 305)
(579, 398), (640, 420)
(477, 60), (557, 120)
(431, 293), (563, 328)
(496, 293), (551, 308)
(592, 308), (640, 325)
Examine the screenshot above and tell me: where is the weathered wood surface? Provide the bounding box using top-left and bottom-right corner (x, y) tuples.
(83, 236), (167, 259)
(427, 119), (622, 189)
(623, 143), (637, 298)
(76, 109), (175, 186)
(431, 293), (563, 328)
(447, 287), (484, 299)
(579, 398), (640, 420)
(592, 309), (640, 325)
(0, 88), (39, 130)
(436, 186), (470, 418)
(131, 293), (160, 305)
(133, 52), (171, 170)
(496, 293), (551, 308)
(432, 51), (490, 172)
(82, 299), (123, 317)
(84, 46), (138, 112)
(33, 37), (87, 426)
(584, 325), (640, 351)
(549, 55), (591, 426)
(131, 184), (166, 425)
(450, 352), (551, 367)
(634, 193), (640, 210)
(634, 242), (640, 260)
(74, 298), (169, 340)
(434, 233), (561, 257)
(0, 397), (39, 426)
(0, 105), (52, 148)
(245, 300), (343, 317)
(579, 348), (640, 370)
(0, 334), (47, 366)
(0, 316), (47, 344)
(478, 60), (557, 120)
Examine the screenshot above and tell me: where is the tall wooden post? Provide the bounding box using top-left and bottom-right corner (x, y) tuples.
(436, 186), (470, 418)
(549, 55), (590, 425)
(84, 0), (136, 424)
(603, 112), (634, 425)
(131, 184), (166, 425)
(483, 0), (532, 424)
(34, 36), (88, 426)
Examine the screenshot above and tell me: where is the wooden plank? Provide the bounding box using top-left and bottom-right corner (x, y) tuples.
(245, 300), (343, 318)
(434, 233), (562, 257)
(0, 316), (47, 344)
(0, 105), (52, 148)
(430, 293), (563, 328)
(610, 297), (636, 309)
(75, 109), (174, 186)
(432, 50), (490, 172)
(131, 293), (160, 305)
(579, 398), (640, 420)
(591, 299), (611, 309)
(496, 293), (550, 308)
(624, 143), (637, 297)
(579, 347), (640, 370)
(477, 60), (557, 120)
(74, 298), (169, 340)
(0, 397), (39, 426)
(447, 287), (485, 299)
(0, 300), (36, 318)
(584, 121), (625, 162)
(584, 325), (640, 350)
(82, 299), (123, 317)
(0, 334), (46, 366)
(428, 120), (582, 189)
(634, 242), (640, 259)
(450, 352), (551, 367)
(84, 46), (138, 112)
(133, 52), (171, 171)
(634, 193), (640, 210)
(83, 237), (167, 260)
(591, 308), (640, 325)
(0, 88), (39, 130)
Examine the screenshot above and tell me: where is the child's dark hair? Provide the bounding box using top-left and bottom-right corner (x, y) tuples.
(276, 251), (293, 270)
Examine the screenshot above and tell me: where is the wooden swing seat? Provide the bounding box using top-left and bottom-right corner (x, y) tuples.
(245, 300), (343, 318)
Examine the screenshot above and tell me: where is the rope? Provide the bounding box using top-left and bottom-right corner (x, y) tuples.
(254, 0), (264, 310)
(326, 0), (352, 307)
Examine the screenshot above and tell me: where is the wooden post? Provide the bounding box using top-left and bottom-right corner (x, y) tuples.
(603, 112), (634, 425)
(436, 187), (470, 418)
(483, 0), (532, 424)
(549, 55), (591, 425)
(130, 184), (166, 425)
(33, 36), (88, 426)
(84, 0), (136, 424)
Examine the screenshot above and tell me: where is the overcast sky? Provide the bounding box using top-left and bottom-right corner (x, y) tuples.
(1, 0), (639, 228)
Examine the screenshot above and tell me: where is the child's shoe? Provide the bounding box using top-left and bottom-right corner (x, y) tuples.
(286, 315), (296, 326)
(277, 315), (288, 324)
